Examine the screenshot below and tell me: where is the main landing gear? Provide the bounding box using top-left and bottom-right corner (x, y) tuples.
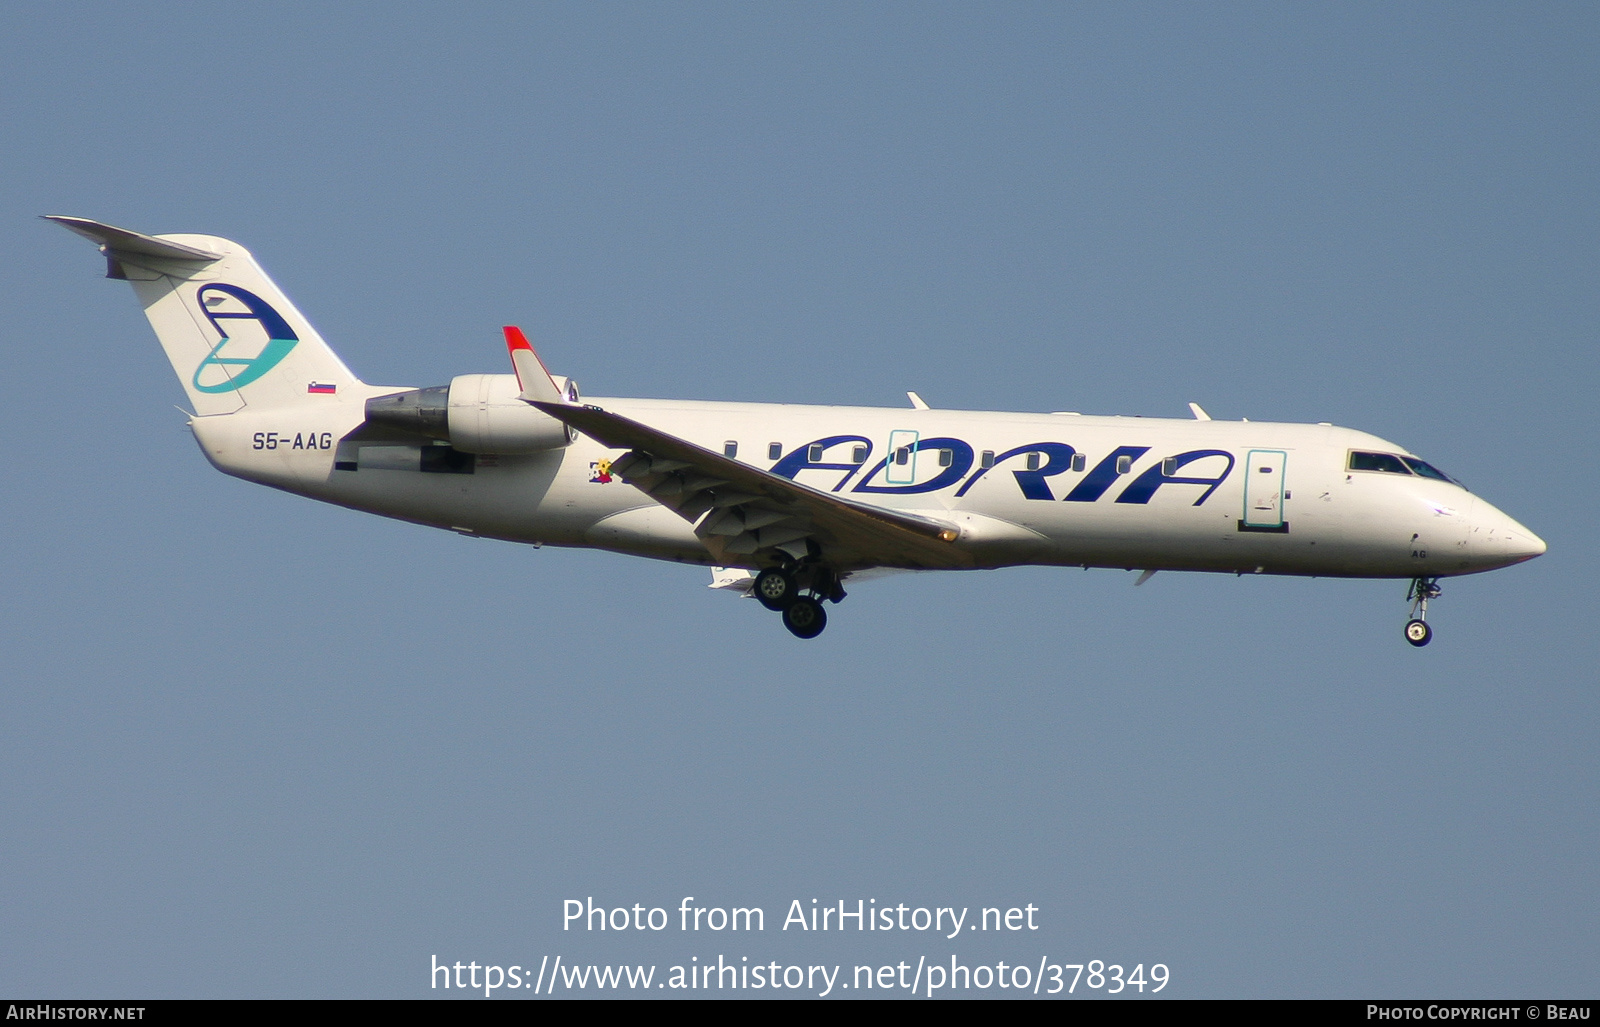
(1404, 576), (1441, 647)
(753, 562), (844, 639)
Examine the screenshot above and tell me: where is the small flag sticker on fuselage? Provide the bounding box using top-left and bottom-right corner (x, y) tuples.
(308, 382), (337, 394)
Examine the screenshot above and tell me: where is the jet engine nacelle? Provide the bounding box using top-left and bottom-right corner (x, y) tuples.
(365, 373), (579, 454)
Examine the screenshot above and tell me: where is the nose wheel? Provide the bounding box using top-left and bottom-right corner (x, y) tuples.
(1404, 577), (1441, 647)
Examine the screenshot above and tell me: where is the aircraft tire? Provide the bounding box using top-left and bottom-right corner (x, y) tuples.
(782, 596), (827, 639)
(1404, 619), (1432, 647)
(754, 568), (796, 611)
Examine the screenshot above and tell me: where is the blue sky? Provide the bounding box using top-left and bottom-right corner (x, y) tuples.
(1, 2), (1595, 998)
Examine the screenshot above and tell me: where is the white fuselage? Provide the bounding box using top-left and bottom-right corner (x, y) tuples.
(188, 385), (1544, 581)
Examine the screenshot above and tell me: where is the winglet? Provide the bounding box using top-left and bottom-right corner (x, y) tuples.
(907, 391), (930, 410)
(503, 326), (563, 403)
(1188, 402), (1212, 421)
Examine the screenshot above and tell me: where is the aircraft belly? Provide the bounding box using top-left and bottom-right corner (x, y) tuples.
(455, 451), (610, 544)
(313, 453), (710, 558)
(583, 505), (708, 563)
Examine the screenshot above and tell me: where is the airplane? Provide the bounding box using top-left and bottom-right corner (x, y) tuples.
(49, 216), (1546, 643)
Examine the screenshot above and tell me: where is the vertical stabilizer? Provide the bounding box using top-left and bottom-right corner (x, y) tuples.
(47, 216), (363, 415)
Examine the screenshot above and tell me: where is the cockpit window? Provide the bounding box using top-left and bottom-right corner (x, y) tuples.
(1401, 457), (1457, 484)
(1348, 451), (1412, 475)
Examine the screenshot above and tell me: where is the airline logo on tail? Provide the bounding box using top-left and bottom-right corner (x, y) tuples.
(191, 284), (299, 394)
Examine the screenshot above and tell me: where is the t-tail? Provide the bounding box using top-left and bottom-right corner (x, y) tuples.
(46, 216), (364, 414)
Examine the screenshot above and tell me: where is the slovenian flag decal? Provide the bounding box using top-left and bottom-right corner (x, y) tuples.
(307, 382), (337, 394)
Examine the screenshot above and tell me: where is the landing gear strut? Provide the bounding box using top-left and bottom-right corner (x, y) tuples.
(1404, 576), (1441, 647)
(754, 560), (843, 638)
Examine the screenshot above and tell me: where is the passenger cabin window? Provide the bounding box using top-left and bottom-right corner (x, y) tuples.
(1071, 453), (1086, 473)
(808, 444), (824, 462)
(938, 448), (953, 468)
(723, 441), (738, 458)
(895, 447), (911, 465)
(852, 445), (868, 464)
(1115, 454), (1133, 474)
(768, 442), (782, 461)
(1162, 457), (1178, 476)
(1349, 451), (1412, 475)
(980, 450), (995, 469)
(1025, 452), (1041, 471)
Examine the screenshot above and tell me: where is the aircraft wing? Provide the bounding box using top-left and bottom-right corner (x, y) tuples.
(531, 402), (972, 571)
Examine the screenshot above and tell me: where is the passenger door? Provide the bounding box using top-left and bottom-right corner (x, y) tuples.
(1242, 449), (1288, 530)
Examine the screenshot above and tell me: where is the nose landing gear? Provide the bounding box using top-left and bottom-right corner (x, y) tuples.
(1404, 577), (1441, 647)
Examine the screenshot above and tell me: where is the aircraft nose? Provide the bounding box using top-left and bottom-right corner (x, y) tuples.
(1501, 522), (1547, 563)
(1473, 500), (1546, 567)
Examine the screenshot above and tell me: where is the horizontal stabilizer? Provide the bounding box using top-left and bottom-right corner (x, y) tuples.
(44, 216), (222, 261)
